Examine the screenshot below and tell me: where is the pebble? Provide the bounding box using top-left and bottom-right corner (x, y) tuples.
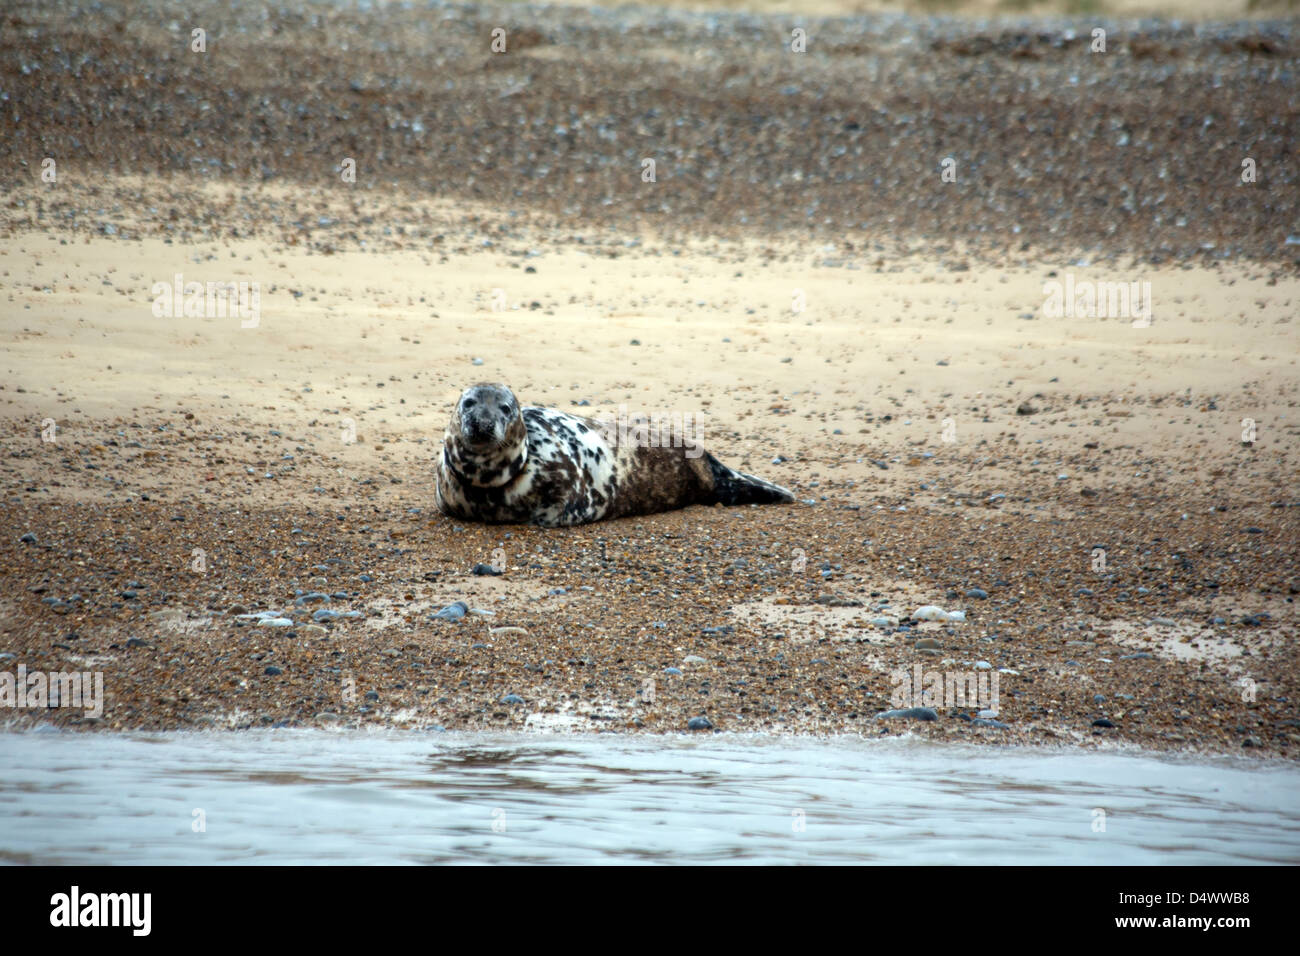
(264, 666), (283, 676)
(687, 716), (713, 731)
(431, 601), (468, 620)
(1092, 718), (1116, 728)
(875, 707), (938, 721)
(19, 533), (37, 544)
(472, 563), (502, 576)
(294, 592), (331, 605)
(912, 605), (966, 622)
(965, 588), (989, 600)
(664, 667), (682, 676)
(683, 655), (707, 664)
(501, 694), (525, 704)
(971, 718), (1009, 729)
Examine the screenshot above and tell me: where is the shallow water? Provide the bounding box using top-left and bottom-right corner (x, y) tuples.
(1, 731), (1297, 865)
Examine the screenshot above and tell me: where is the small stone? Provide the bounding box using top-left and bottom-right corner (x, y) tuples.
(1092, 718), (1116, 728)
(501, 694), (524, 704)
(264, 666), (283, 676)
(965, 588), (989, 600)
(664, 667), (683, 676)
(19, 533), (37, 544)
(431, 601), (468, 620)
(875, 707), (938, 721)
(912, 605), (965, 622)
(687, 716), (713, 731)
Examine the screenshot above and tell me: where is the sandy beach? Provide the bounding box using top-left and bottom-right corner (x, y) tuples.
(1, 0), (1297, 756)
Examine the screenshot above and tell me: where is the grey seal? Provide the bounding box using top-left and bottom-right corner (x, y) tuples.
(435, 383), (795, 527)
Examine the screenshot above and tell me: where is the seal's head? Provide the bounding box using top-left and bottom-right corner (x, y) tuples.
(443, 383), (528, 486)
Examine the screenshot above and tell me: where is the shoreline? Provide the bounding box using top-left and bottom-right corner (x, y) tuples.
(2, 228), (1296, 758)
(2, 0), (1297, 759)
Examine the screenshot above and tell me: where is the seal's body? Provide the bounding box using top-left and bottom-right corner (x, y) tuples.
(435, 384), (794, 527)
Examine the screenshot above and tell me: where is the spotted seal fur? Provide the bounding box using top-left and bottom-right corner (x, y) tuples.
(435, 383), (795, 527)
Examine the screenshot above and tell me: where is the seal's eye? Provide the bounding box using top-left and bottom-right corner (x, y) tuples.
(502, 403), (514, 415)
(462, 399), (477, 410)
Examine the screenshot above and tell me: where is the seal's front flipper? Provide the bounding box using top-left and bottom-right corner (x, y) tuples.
(705, 453), (795, 506)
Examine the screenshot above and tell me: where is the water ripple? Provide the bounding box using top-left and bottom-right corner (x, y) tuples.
(1, 731), (1297, 864)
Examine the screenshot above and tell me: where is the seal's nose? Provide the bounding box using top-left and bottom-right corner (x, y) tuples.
(463, 415), (495, 444)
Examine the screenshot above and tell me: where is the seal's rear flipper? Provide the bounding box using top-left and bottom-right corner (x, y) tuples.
(705, 453), (796, 506)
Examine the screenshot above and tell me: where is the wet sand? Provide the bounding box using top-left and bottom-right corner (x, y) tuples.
(0, 0), (1297, 756)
